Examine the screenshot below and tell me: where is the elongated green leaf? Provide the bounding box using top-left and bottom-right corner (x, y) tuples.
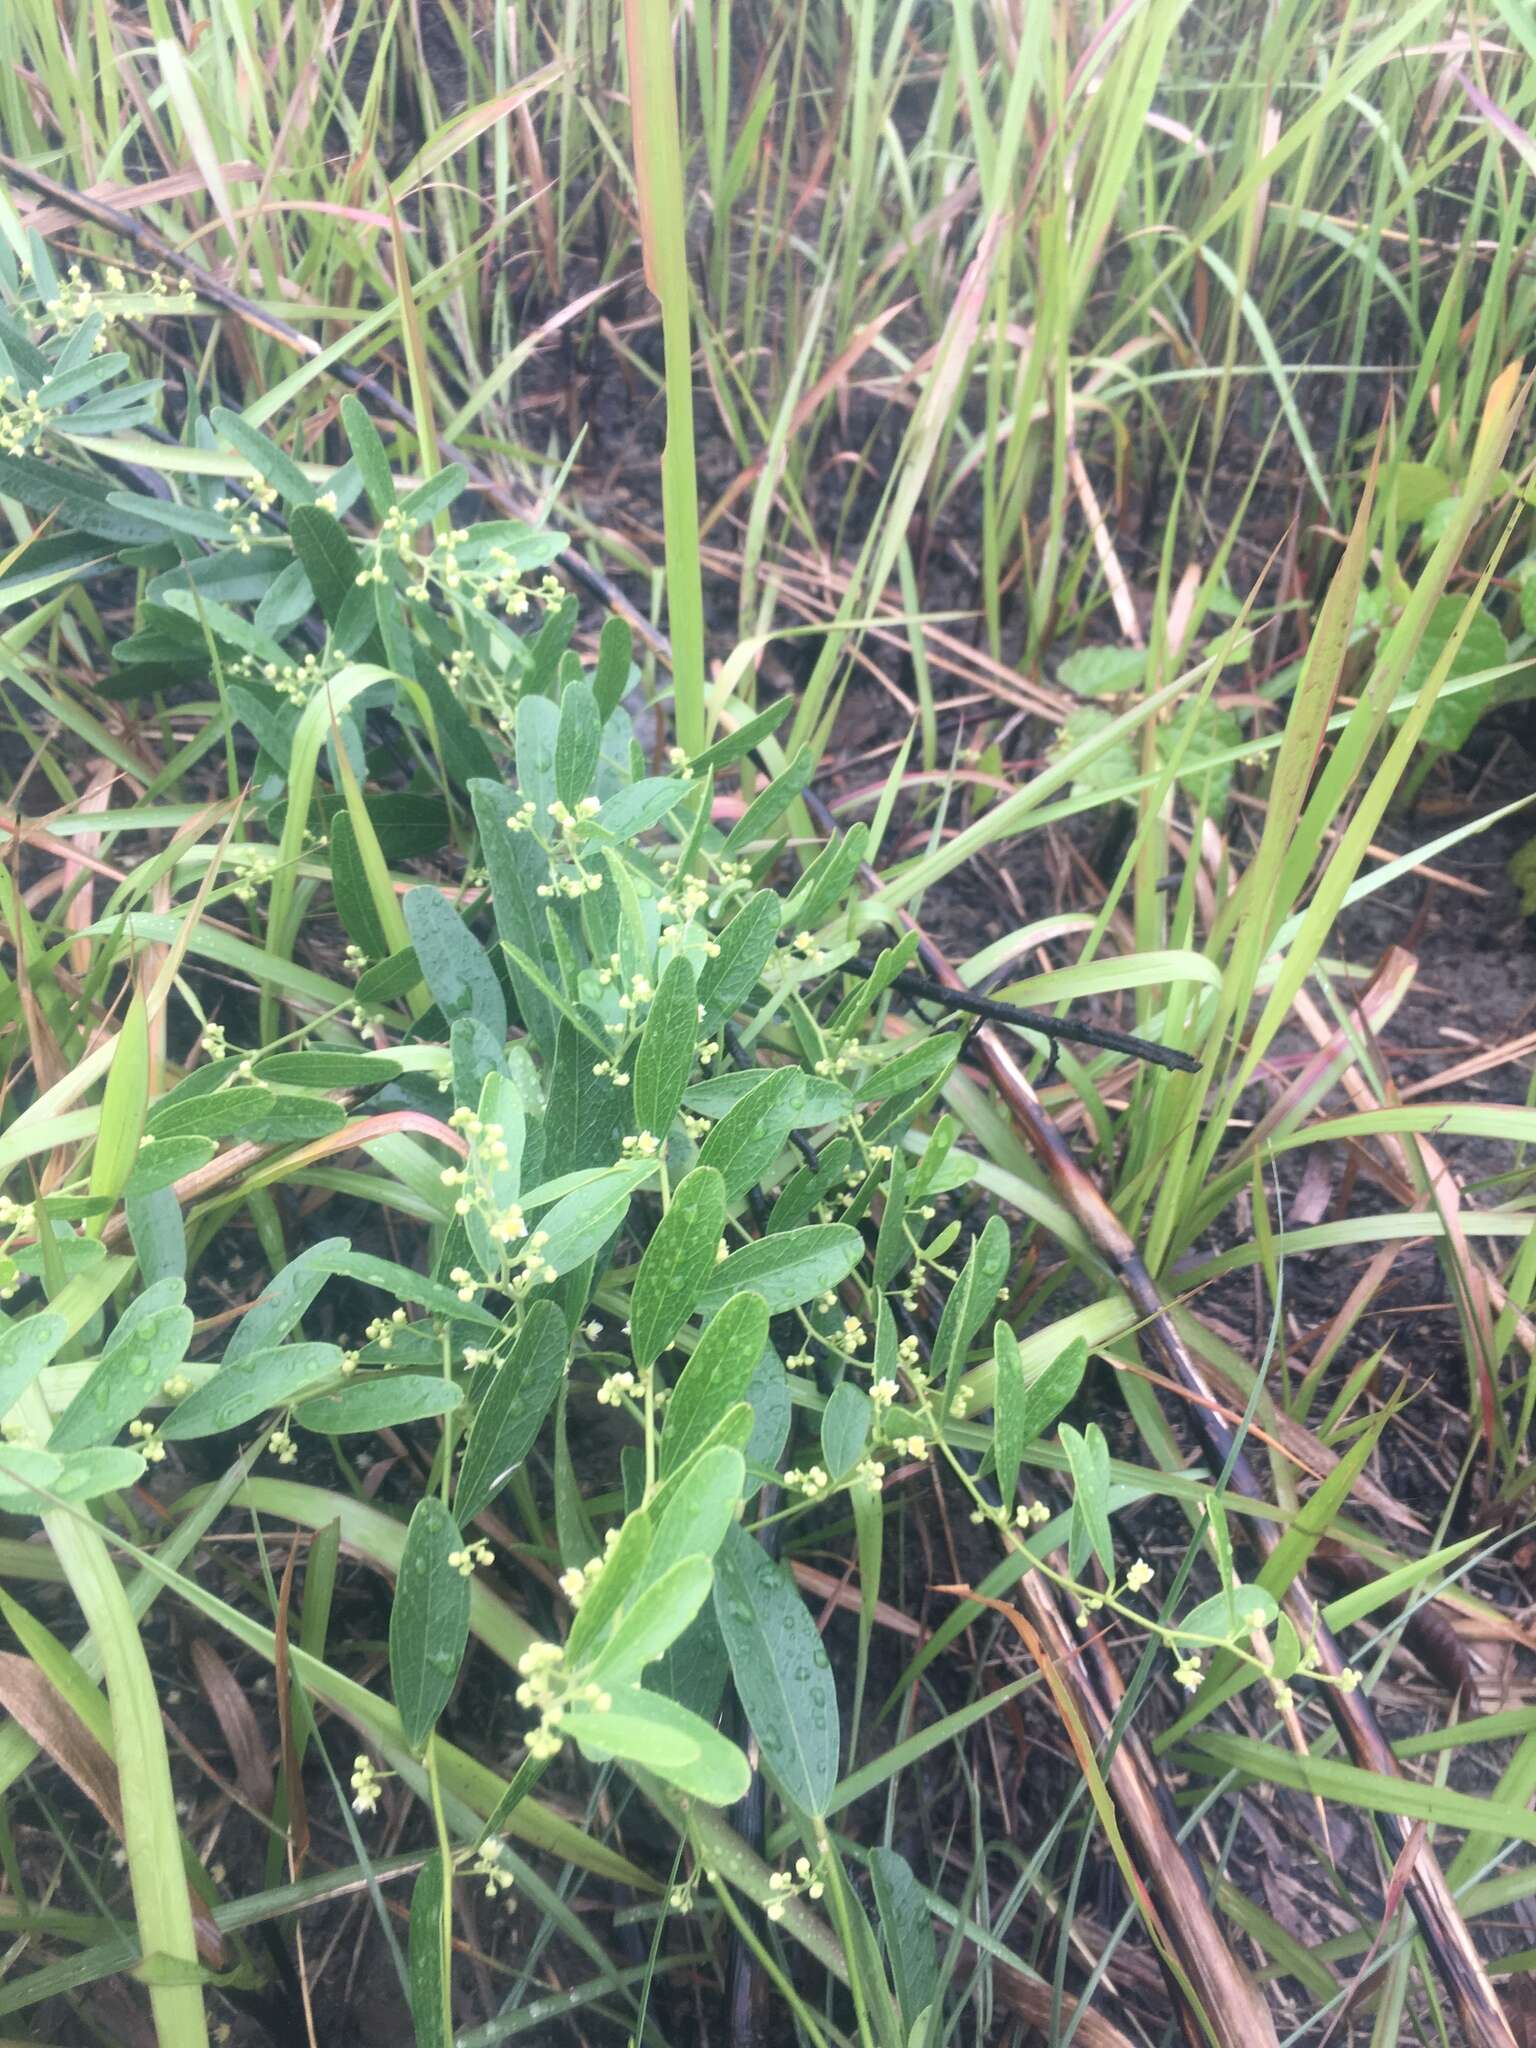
(408, 1851), (450, 2048)
(160, 1343), (343, 1441)
(49, 1280), (192, 1452)
(252, 1051), (402, 1089)
(631, 1168), (725, 1372)
(721, 745), (812, 855)
(661, 1292), (768, 1477)
(995, 1330), (1085, 1508)
(0, 1315), (68, 1420)
(88, 993), (148, 1216)
(404, 887), (506, 1039)
(146, 1088), (347, 1144)
(290, 504), (364, 625)
(587, 1557), (714, 1689)
(391, 1498), (472, 1749)
(714, 1522), (839, 1816)
(294, 1375), (463, 1435)
(632, 954), (698, 1141)
(821, 1383), (871, 1480)
(696, 1065), (804, 1200)
(455, 1301), (569, 1521)
(699, 1225), (862, 1317)
(320, 1249), (499, 1327)
(536, 1161), (654, 1275)
(228, 1237), (349, 1359)
(554, 679), (601, 808)
(560, 1688), (749, 1805)
(698, 889), (780, 1021)
(871, 1848), (939, 2031)
(1060, 1422), (1113, 1577)
(124, 1136), (215, 1197)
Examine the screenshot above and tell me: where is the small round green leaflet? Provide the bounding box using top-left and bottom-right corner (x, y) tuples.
(714, 1522), (839, 1819)
(390, 1498), (472, 1753)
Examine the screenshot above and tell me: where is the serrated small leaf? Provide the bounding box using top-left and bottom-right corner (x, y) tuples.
(455, 1301), (568, 1521)
(631, 1168), (725, 1372)
(661, 1292), (768, 1478)
(632, 954), (698, 1141)
(390, 1497), (472, 1749)
(293, 1374), (463, 1435)
(714, 1522), (839, 1816)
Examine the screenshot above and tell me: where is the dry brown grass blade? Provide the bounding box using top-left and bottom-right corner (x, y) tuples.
(905, 929), (1519, 2048)
(189, 1637), (273, 1814)
(0, 1649), (123, 1835)
(943, 1584), (1279, 2046)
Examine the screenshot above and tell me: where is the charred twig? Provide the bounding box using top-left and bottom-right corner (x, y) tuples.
(847, 953), (1201, 1073)
(0, 157), (661, 657)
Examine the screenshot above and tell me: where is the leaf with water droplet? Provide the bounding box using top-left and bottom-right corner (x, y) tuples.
(159, 1342), (343, 1440)
(0, 1313), (68, 1418)
(714, 1521), (839, 1817)
(390, 1497), (472, 1751)
(48, 1278), (192, 1452)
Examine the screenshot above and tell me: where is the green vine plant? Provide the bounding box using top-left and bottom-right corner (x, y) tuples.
(0, 239), (1363, 2041)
